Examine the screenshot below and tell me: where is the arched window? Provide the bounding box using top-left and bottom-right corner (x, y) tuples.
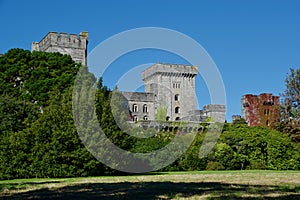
(175, 117), (180, 121)
(266, 120), (270, 126)
(132, 104), (138, 113)
(143, 104), (148, 113)
(143, 116), (149, 121)
(175, 106), (180, 114)
(166, 116), (170, 121)
(133, 115), (138, 122)
(175, 94), (179, 101)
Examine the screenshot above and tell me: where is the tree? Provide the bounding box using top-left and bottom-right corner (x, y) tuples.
(0, 49), (79, 136)
(155, 104), (167, 121)
(232, 118), (247, 126)
(283, 68), (300, 119)
(275, 68), (300, 142)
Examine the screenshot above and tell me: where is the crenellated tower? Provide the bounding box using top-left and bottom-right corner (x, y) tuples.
(32, 31), (88, 65)
(142, 63), (198, 121)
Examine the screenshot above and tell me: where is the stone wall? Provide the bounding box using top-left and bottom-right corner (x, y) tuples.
(32, 32), (88, 65)
(202, 104), (226, 122)
(122, 92), (155, 121)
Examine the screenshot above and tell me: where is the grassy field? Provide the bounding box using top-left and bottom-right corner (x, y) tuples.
(1, 171), (300, 199)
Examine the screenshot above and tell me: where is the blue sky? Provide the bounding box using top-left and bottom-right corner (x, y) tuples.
(1, 0), (299, 121)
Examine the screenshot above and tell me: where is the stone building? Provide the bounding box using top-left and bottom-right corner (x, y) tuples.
(241, 93), (280, 127)
(32, 31), (88, 65)
(123, 63), (226, 123)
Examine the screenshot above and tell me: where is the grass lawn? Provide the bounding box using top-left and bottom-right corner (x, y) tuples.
(1, 170), (300, 199)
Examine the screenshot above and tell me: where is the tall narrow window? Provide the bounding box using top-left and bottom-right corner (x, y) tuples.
(175, 106), (180, 114)
(132, 104), (138, 113)
(133, 115), (138, 122)
(173, 82), (181, 88)
(143, 104), (148, 113)
(175, 94), (179, 101)
(264, 109), (270, 116)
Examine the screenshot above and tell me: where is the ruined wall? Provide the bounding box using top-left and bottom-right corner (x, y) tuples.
(242, 93), (280, 127)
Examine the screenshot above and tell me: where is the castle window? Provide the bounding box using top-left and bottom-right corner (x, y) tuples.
(132, 104), (138, 113)
(243, 102), (249, 107)
(175, 117), (180, 121)
(133, 115), (138, 122)
(175, 106), (180, 114)
(175, 94), (179, 101)
(166, 116), (170, 121)
(264, 109), (270, 116)
(143, 104), (148, 113)
(143, 116), (149, 121)
(173, 82), (181, 89)
(266, 120), (270, 126)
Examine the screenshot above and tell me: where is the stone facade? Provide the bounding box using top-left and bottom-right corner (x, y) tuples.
(142, 63), (197, 121)
(242, 93), (280, 127)
(122, 92), (155, 121)
(123, 63), (226, 123)
(32, 32), (88, 65)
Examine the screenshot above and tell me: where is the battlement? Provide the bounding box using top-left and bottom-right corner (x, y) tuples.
(142, 63), (198, 81)
(32, 32), (88, 52)
(32, 31), (88, 65)
(203, 104), (226, 112)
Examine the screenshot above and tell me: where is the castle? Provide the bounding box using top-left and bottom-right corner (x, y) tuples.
(122, 63), (226, 123)
(32, 31), (88, 65)
(242, 93), (280, 127)
(32, 31), (226, 123)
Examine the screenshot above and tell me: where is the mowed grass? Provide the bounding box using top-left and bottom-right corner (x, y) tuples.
(1, 171), (300, 199)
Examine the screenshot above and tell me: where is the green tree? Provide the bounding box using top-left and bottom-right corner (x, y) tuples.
(216, 125), (300, 170)
(155, 104), (167, 121)
(232, 118), (247, 126)
(0, 49), (79, 136)
(275, 68), (300, 142)
(283, 68), (300, 116)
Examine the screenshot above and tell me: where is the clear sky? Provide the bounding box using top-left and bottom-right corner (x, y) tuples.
(1, 0), (299, 121)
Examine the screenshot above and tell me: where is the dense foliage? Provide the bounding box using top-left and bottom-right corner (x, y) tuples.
(0, 49), (299, 180)
(275, 68), (300, 142)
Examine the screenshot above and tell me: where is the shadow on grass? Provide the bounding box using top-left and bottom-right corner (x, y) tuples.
(1, 181), (300, 200)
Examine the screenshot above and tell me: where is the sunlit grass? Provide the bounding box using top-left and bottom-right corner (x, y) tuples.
(1, 171), (300, 199)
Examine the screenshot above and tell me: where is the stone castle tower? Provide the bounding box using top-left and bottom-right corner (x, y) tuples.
(32, 31), (88, 65)
(142, 63), (198, 121)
